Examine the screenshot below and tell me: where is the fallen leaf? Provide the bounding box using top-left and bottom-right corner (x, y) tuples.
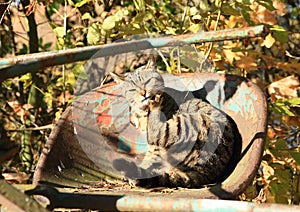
(282, 116), (300, 127)
(273, 1), (287, 16)
(2, 172), (30, 184)
(251, 3), (277, 25)
(261, 33), (275, 48)
(267, 126), (276, 140)
(236, 54), (257, 71)
(25, 0), (37, 16)
(6, 101), (33, 123)
(268, 76), (299, 101)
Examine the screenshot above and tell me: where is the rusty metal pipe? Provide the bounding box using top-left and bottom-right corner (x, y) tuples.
(0, 25), (268, 82)
(24, 185), (300, 211)
(116, 196), (300, 212)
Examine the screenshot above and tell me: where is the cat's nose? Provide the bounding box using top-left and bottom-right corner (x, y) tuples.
(140, 90), (146, 97)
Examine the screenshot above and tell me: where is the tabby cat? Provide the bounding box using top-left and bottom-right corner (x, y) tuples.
(110, 62), (241, 188)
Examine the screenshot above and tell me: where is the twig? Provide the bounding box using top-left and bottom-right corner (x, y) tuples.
(156, 49), (170, 72)
(286, 51), (300, 60)
(177, 46), (181, 73)
(0, 0), (13, 24)
(7, 124), (54, 132)
(62, 0), (68, 106)
(199, 1), (223, 72)
(180, 0), (190, 34)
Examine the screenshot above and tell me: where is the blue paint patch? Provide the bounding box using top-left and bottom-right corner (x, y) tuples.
(117, 137), (132, 153)
(229, 104), (241, 113)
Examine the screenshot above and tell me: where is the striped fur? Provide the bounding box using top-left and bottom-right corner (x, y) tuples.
(111, 65), (240, 188)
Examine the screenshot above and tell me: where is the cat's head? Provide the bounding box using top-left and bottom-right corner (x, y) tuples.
(110, 61), (165, 111)
(110, 61), (164, 130)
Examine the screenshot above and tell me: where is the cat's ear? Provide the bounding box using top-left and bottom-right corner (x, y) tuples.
(146, 56), (156, 69)
(109, 72), (126, 84)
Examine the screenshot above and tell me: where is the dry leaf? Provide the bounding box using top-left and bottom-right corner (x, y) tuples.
(251, 3), (277, 25)
(226, 16), (248, 28)
(268, 76), (299, 101)
(282, 116), (300, 127)
(267, 126), (276, 140)
(261, 33), (275, 48)
(57, 90), (73, 105)
(2, 172), (30, 184)
(6, 101), (33, 123)
(276, 61), (300, 74)
(274, 1), (287, 17)
(25, 0), (37, 16)
(236, 54), (257, 72)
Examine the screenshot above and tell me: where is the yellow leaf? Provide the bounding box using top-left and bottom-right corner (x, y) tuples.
(261, 33), (275, 48)
(102, 16), (116, 31)
(53, 27), (65, 38)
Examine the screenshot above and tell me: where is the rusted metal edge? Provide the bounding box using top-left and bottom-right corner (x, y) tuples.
(0, 180), (47, 212)
(22, 185), (300, 211)
(0, 25), (268, 82)
(116, 195), (300, 212)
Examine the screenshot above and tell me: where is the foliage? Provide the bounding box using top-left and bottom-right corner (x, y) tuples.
(0, 0), (299, 205)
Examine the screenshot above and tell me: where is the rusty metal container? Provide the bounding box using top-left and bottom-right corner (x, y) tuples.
(33, 72), (267, 202)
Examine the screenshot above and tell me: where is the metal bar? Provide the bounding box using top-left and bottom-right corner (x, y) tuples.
(23, 185), (300, 211)
(0, 181), (47, 212)
(0, 25), (268, 82)
(116, 196), (300, 212)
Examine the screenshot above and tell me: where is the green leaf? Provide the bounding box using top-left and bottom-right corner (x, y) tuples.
(189, 7), (198, 16)
(290, 151), (300, 164)
(275, 139), (287, 149)
(67, 0), (74, 6)
(269, 148), (281, 159)
(257, 0), (276, 11)
(134, 11), (153, 22)
(87, 23), (100, 44)
(269, 180), (280, 195)
(278, 106), (294, 116)
(270, 101), (295, 116)
(222, 4), (240, 16)
(269, 179), (289, 204)
(271, 25), (289, 43)
(72, 62), (86, 78)
(187, 24), (202, 33)
(198, 0), (210, 14)
(192, 14), (202, 21)
(67, 72), (76, 87)
(102, 16), (116, 31)
(133, 0), (145, 12)
(82, 12), (92, 20)
(19, 73), (31, 82)
(115, 8), (129, 21)
(43, 42), (52, 50)
(242, 0), (255, 5)
(286, 97), (300, 106)
(291, 6), (300, 17)
(235, 3), (254, 13)
(53, 27), (65, 38)
(165, 26), (177, 35)
(241, 10), (255, 25)
(75, 0), (89, 8)
(2, 79), (13, 89)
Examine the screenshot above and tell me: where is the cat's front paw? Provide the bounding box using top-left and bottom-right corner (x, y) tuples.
(149, 94), (162, 111)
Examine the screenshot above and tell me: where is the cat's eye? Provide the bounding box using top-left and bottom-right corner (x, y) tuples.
(150, 95), (156, 100)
